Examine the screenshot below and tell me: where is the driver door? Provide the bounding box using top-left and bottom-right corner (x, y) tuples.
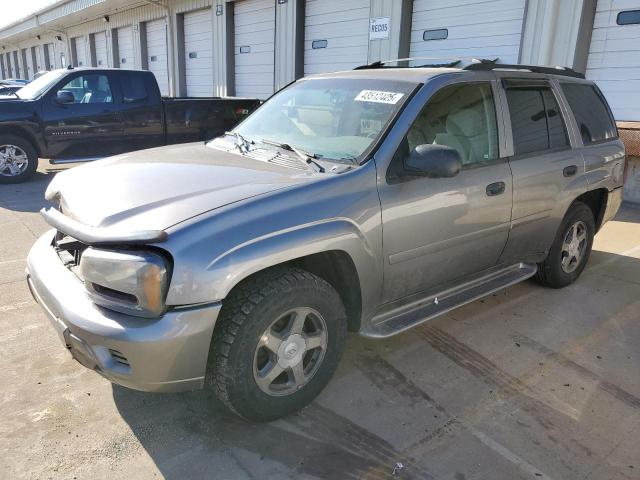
(42, 72), (124, 160)
(378, 80), (513, 303)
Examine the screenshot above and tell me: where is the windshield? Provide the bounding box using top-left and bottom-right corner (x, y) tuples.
(227, 77), (417, 163)
(16, 70), (68, 100)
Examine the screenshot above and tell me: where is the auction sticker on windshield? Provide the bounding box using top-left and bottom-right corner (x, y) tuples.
(354, 90), (404, 104)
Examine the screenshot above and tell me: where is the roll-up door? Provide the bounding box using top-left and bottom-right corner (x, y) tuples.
(45, 43), (55, 69)
(94, 31), (109, 67)
(23, 49), (33, 79)
(0, 54), (5, 79)
(234, 0), (275, 99)
(146, 18), (170, 96)
(13, 51), (20, 77)
(586, 2), (640, 121)
(33, 46), (43, 72)
(74, 36), (89, 67)
(117, 26), (134, 68)
(409, 0), (526, 64)
(304, 0), (370, 75)
(183, 8), (214, 97)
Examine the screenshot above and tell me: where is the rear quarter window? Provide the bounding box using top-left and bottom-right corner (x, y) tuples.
(560, 83), (617, 145)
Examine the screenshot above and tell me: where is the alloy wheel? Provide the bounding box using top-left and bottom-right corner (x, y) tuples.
(253, 307), (328, 396)
(0, 144), (29, 177)
(560, 220), (587, 273)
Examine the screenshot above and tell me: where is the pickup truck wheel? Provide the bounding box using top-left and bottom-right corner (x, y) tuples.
(535, 201), (595, 288)
(0, 135), (38, 184)
(207, 267), (347, 422)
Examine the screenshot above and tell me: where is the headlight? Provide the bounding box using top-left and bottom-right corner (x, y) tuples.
(79, 248), (170, 318)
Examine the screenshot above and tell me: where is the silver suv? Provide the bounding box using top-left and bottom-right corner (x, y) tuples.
(27, 61), (626, 421)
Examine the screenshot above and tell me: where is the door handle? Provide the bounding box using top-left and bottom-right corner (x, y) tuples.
(486, 181), (506, 196)
(563, 165), (578, 177)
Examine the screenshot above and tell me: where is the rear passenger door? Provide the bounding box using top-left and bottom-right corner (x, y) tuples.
(497, 77), (586, 263)
(116, 72), (164, 151)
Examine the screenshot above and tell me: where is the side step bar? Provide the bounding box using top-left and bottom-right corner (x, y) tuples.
(363, 263), (537, 338)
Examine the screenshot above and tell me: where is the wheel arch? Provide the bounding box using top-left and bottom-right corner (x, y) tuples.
(572, 188), (608, 232)
(0, 125), (42, 157)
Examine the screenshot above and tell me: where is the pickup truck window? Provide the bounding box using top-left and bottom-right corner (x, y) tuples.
(15, 69), (67, 99)
(121, 75), (147, 103)
(231, 77), (417, 162)
(57, 74), (114, 104)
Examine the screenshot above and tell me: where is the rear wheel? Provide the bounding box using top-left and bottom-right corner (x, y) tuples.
(207, 267), (347, 421)
(535, 201), (595, 288)
(0, 134), (38, 184)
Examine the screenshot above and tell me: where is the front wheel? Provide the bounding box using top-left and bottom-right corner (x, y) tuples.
(0, 134), (38, 184)
(207, 267), (347, 421)
(535, 201), (595, 288)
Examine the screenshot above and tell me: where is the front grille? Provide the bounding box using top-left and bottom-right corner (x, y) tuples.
(54, 232), (88, 268)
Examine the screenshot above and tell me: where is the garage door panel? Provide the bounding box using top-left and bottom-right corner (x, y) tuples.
(117, 26), (134, 67)
(74, 37), (88, 67)
(410, 0), (525, 64)
(304, 0), (369, 75)
(586, 0), (640, 120)
(94, 32), (108, 67)
(146, 19), (169, 96)
(234, 0), (275, 99)
(184, 8), (213, 97)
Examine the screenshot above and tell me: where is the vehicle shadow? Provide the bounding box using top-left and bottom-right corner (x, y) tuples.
(112, 245), (640, 480)
(0, 170), (53, 213)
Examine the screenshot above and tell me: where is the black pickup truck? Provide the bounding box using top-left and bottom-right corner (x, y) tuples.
(0, 67), (260, 183)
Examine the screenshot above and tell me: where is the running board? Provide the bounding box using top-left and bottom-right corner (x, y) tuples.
(50, 157), (104, 165)
(362, 263), (537, 338)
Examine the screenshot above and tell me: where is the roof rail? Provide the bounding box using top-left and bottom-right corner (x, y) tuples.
(353, 56), (466, 70)
(463, 59), (585, 79)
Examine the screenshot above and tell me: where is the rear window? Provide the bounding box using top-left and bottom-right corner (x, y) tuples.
(505, 87), (569, 156)
(560, 83), (617, 145)
(121, 74), (148, 103)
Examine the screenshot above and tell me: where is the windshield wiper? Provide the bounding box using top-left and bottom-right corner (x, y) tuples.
(260, 138), (325, 173)
(225, 131), (253, 153)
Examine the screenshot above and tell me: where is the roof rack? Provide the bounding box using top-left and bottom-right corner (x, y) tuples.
(353, 56), (467, 70)
(462, 59), (585, 78)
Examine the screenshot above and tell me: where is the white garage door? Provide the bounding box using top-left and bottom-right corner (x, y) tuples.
(45, 43), (55, 69)
(146, 19), (170, 96)
(0, 54), (6, 79)
(586, 2), (640, 121)
(33, 46), (43, 72)
(94, 31), (109, 67)
(74, 36), (88, 67)
(304, 0), (370, 75)
(117, 26), (134, 68)
(23, 49), (34, 80)
(410, 0), (526, 64)
(184, 8), (214, 97)
(234, 0), (275, 99)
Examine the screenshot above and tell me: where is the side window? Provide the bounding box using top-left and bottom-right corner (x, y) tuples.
(58, 74), (113, 104)
(406, 82), (499, 166)
(505, 87), (569, 156)
(560, 83), (617, 145)
(121, 75), (148, 103)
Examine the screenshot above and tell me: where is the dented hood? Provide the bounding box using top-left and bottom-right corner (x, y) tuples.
(45, 142), (317, 233)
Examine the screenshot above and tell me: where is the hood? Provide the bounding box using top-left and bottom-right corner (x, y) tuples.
(45, 143), (318, 233)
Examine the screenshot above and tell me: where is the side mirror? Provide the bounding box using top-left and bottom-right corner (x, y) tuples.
(404, 143), (462, 178)
(55, 90), (75, 105)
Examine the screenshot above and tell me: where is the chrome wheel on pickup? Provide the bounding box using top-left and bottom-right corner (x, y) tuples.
(536, 202), (595, 288)
(0, 144), (29, 177)
(208, 267), (347, 422)
(0, 135), (38, 184)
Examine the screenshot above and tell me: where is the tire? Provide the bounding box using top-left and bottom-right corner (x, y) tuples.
(535, 201), (595, 288)
(0, 134), (38, 184)
(207, 266), (347, 422)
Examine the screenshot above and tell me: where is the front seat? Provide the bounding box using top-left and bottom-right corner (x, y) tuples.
(434, 108), (488, 165)
(80, 77), (112, 103)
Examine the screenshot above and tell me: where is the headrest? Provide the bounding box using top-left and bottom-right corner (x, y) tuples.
(446, 108), (484, 137)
